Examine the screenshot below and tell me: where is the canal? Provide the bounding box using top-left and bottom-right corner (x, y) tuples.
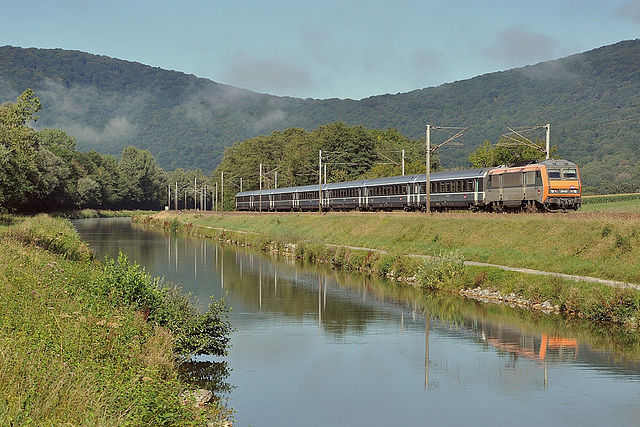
(73, 217), (640, 426)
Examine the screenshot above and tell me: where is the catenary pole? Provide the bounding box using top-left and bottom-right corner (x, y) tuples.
(318, 150), (322, 213)
(545, 124), (550, 159)
(426, 124), (431, 214)
(259, 163), (262, 213)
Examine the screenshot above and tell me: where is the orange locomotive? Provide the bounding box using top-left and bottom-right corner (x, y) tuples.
(484, 159), (581, 212)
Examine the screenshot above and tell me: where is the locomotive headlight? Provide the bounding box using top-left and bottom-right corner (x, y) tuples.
(550, 189), (558, 194)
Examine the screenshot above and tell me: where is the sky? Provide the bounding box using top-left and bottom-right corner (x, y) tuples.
(2, 0), (640, 100)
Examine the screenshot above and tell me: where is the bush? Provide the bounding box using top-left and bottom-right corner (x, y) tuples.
(98, 252), (234, 358)
(417, 251), (466, 290)
(375, 255), (397, 276)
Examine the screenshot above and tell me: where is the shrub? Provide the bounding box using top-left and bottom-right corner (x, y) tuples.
(473, 270), (487, 286)
(98, 252), (234, 358)
(416, 251), (466, 290)
(375, 255), (397, 276)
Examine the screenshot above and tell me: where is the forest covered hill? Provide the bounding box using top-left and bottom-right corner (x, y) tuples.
(1, 40), (639, 193)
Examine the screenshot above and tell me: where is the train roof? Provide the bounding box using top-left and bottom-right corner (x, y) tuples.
(539, 159), (577, 168)
(422, 168), (491, 181)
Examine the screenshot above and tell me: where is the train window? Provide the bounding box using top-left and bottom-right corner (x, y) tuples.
(563, 168), (578, 179)
(548, 169), (561, 179)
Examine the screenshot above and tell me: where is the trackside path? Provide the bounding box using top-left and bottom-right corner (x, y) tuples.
(463, 261), (640, 291)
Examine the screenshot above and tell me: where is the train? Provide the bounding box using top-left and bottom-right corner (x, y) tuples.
(235, 158), (581, 213)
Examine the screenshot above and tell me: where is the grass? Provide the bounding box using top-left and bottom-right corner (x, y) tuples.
(141, 209), (640, 284)
(581, 193), (640, 213)
(0, 215), (230, 426)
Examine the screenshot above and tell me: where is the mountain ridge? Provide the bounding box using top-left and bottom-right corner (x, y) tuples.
(1, 40), (639, 192)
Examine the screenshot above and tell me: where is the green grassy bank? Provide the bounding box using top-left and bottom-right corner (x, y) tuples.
(137, 209), (640, 325)
(0, 215), (231, 426)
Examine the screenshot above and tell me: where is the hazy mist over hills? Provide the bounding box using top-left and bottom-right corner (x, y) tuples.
(1, 40), (639, 192)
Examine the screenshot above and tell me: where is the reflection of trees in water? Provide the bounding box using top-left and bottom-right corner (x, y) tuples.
(77, 219), (640, 377)
(179, 360), (235, 398)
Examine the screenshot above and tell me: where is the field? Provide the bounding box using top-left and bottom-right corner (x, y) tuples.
(581, 193), (640, 213)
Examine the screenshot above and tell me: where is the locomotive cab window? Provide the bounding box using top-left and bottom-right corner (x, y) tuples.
(548, 169), (561, 179)
(563, 168), (578, 179)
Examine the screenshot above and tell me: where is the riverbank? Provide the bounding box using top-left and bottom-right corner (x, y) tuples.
(136, 210), (640, 325)
(0, 215), (231, 426)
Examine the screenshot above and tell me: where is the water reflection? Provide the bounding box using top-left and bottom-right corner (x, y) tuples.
(73, 218), (640, 426)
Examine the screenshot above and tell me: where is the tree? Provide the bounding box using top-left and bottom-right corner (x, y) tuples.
(317, 122), (376, 181)
(0, 89), (42, 211)
(37, 128), (77, 152)
(468, 137), (557, 167)
(118, 146), (167, 209)
(468, 140), (495, 167)
(77, 176), (102, 207)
